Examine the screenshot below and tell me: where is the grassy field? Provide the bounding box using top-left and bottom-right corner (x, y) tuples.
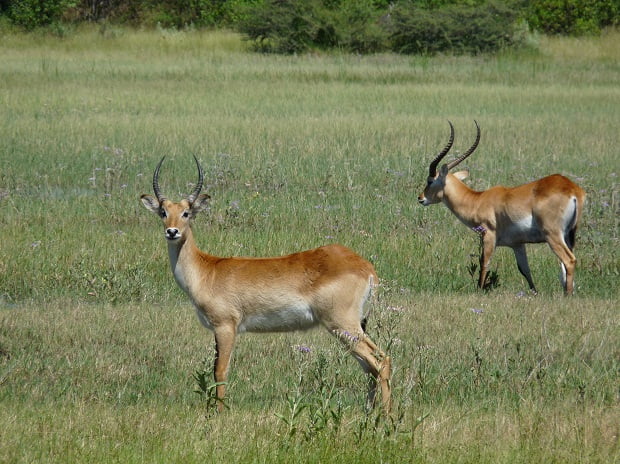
(0, 27), (618, 462)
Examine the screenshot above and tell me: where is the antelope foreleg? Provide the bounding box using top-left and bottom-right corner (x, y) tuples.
(478, 235), (496, 290)
(213, 325), (236, 412)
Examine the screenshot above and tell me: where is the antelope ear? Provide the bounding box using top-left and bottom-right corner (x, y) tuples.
(439, 164), (449, 178)
(190, 193), (211, 215)
(141, 194), (160, 214)
(453, 170), (469, 181)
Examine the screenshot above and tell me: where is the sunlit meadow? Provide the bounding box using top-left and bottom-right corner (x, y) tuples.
(0, 27), (618, 463)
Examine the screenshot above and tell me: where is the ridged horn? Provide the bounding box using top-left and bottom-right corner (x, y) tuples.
(428, 121), (455, 177)
(187, 155), (204, 204)
(152, 156), (166, 203)
(447, 120), (480, 171)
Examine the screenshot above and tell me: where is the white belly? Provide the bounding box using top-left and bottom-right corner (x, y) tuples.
(238, 304), (318, 333)
(193, 299), (318, 333)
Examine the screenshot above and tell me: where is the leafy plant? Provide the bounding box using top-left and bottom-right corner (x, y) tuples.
(525, 0), (619, 35)
(238, 0), (319, 53)
(275, 346), (347, 441)
(193, 356), (227, 411)
(238, 0), (388, 53)
(389, 1), (525, 55)
(467, 228), (501, 292)
(6, 0), (76, 29)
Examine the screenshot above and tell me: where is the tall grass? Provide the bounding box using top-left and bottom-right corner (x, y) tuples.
(0, 296), (617, 462)
(1, 29), (618, 302)
(0, 27), (618, 462)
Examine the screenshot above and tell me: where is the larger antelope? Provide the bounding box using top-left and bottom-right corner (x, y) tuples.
(418, 121), (586, 295)
(141, 156), (391, 412)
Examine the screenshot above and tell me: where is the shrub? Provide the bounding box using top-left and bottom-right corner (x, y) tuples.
(238, 0), (527, 55)
(317, 0), (388, 53)
(238, 0), (319, 53)
(145, 0), (251, 29)
(525, 0), (619, 35)
(237, 0), (387, 54)
(5, 0), (76, 29)
(389, 1), (524, 55)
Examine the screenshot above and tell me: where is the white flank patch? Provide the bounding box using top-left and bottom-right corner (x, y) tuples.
(563, 197), (578, 231)
(513, 214), (535, 233)
(559, 263), (568, 288)
(500, 214), (544, 245)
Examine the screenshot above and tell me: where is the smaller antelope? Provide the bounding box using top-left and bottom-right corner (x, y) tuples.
(418, 121), (586, 295)
(141, 156), (391, 412)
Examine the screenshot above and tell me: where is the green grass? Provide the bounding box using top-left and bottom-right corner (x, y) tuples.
(0, 27), (619, 463)
(0, 296), (617, 463)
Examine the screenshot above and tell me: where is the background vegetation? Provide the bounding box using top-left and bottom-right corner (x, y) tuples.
(0, 26), (618, 463)
(1, 0), (619, 53)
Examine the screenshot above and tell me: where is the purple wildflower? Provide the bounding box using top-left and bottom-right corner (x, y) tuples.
(293, 345), (312, 354)
(472, 225), (486, 235)
(334, 329), (360, 344)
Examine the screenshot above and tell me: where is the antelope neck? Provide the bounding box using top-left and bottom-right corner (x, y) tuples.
(442, 179), (481, 227)
(166, 229), (201, 294)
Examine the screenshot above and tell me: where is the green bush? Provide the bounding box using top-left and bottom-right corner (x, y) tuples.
(4, 0), (618, 52)
(389, 1), (524, 55)
(238, 0), (387, 54)
(5, 0), (75, 29)
(237, 0), (530, 55)
(238, 0), (318, 53)
(145, 0), (251, 29)
(525, 0), (619, 35)
(0, 0), (257, 28)
(317, 0), (387, 53)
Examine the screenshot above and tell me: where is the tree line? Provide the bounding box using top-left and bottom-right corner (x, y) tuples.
(1, 0), (618, 54)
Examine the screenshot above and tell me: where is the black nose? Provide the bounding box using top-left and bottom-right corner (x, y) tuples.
(166, 228), (179, 239)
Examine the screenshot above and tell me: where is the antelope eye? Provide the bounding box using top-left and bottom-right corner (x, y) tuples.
(160, 209), (167, 218)
(182, 210), (189, 218)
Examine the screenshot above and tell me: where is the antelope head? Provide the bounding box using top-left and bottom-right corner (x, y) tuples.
(140, 155), (211, 242)
(418, 120), (480, 206)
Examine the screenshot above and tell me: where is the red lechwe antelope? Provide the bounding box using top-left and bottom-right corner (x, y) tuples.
(141, 156), (391, 412)
(418, 121), (586, 295)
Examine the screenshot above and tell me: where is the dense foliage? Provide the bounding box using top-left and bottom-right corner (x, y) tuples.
(389, 1), (522, 55)
(0, 0), (618, 53)
(526, 0), (619, 35)
(237, 0), (388, 54)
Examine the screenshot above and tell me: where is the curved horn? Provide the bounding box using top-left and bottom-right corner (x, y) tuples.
(187, 155), (205, 204)
(447, 120), (480, 171)
(152, 156), (166, 203)
(428, 121), (455, 177)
